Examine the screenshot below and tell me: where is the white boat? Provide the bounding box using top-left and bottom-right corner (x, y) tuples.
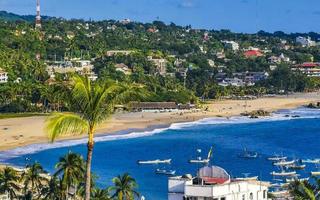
(155, 169), (176, 175)
(311, 171), (320, 176)
(286, 164), (306, 170)
(302, 159), (320, 164)
(267, 156), (287, 161)
(235, 176), (258, 181)
(189, 146), (213, 164)
(269, 190), (289, 197)
(273, 160), (295, 166)
(271, 171), (297, 177)
(286, 178), (309, 183)
(238, 148), (258, 159)
(137, 159), (171, 165)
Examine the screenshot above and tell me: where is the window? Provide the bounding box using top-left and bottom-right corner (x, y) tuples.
(263, 190), (267, 199)
(242, 194), (245, 200)
(220, 197), (226, 200)
(249, 193), (253, 200)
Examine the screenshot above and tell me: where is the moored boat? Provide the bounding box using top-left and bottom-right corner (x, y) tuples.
(273, 160), (295, 166)
(235, 176), (258, 181)
(155, 169), (176, 176)
(238, 148), (258, 159)
(301, 159), (320, 164)
(311, 171), (320, 176)
(267, 156), (287, 161)
(270, 171), (297, 177)
(189, 146), (213, 164)
(137, 159), (171, 165)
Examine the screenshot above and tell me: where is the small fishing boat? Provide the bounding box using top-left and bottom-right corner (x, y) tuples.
(137, 159), (171, 165)
(286, 164), (306, 170)
(235, 176), (258, 181)
(270, 171), (297, 177)
(301, 159), (320, 164)
(311, 171), (320, 176)
(273, 160), (295, 166)
(269, 190), (289, 197)
(155, 169), (176, 176)
(267, 156), (287, 161)
(286, 178), (309, 183)
(189, 146), (213, 164)
(238, 148), (258, 159)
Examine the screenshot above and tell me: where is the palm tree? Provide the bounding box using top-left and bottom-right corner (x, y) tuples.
(41, 175), (63, 200)
(109, 173), (140, 200)
(54, 151), (85, 197)
(0, 167), (20, 199)
(45, 75), (147, 200)
(21, 162), (48, 198)
(91, 188), (111, 200)
(289, 178), (320, 200)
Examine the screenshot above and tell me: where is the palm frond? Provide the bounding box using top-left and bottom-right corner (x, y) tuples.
(45, 113), (89, 142)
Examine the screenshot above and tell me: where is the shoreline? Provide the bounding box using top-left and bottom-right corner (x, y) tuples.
(0, 93), (319, 153)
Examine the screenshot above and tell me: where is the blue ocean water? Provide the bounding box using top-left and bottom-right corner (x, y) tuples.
(1, 108), (320, 199)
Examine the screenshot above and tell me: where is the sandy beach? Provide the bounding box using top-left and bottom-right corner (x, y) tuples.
(0, 93), (318, 152)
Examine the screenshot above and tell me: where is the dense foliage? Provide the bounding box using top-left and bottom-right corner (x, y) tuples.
(0, 12), (320, 112)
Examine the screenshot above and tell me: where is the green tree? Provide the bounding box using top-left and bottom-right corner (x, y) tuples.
(21, 162), (47, 198)
(289, 179), (320, 200)
(109, 173), (140, 200)
(0, 167), (20, 199)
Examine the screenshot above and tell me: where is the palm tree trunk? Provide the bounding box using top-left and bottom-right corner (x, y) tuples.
(85, 129), (94, 200)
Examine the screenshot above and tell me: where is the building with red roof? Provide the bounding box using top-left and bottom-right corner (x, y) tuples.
(292, 62), (320, 77)
(243, 50), (264, 58)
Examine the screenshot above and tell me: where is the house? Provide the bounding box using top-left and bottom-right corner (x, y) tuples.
(243, 50), (263, 58)
(292, 62), (320, 77)
(106, 50), (134, 57)
(130, 102), (177, 112)
(222, 40), (239, 51)
(0, 68), (8, 83)
(148, 56), (168, 76)
(296, 36), (316, 47)
(233, 72), (269, 84)
(268, 53), (290, 64)
(168, 166), (269, 200)
(216, 51), (226, 59)
(218, 78), (245, 87)
(115, 63), (132, 75)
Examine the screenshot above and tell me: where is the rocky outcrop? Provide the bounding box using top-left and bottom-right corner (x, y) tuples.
(241, 109), (271, 118)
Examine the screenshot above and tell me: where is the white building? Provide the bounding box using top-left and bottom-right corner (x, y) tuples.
(148, 56), (168, 76)
(168, 166), (269, 200)
(222, 41), (240, 51)
(0, 68), (8, 83)
(296, 36), (316, 47)
(292, 62), (320, 77)
(106, 50), (134, 57)
(115, 63), (132, 75)
(218, 78), (245, 87)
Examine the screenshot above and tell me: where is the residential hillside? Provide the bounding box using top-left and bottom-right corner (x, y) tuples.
(0, 11), (320, 112)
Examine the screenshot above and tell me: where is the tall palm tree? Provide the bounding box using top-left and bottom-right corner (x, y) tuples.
(109, 173), (140, 200)
(54, 151), (85, 197)
(45, 75), (147, 200)
(21, 162), (48, 198)
(0, 167), (20, 199)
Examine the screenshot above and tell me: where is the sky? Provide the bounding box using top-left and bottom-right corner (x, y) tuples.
(0, 0), (319, 33)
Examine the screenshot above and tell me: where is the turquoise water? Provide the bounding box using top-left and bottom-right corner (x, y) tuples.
(1, 108), (320, 199)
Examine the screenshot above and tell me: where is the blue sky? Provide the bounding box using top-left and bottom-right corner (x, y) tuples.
(0, 0), (319, 33)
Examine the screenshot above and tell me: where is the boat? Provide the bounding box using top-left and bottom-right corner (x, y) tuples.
(137, 159), (171, 165)
(235, 176), (258, 181)
(273, 160), (295, 166)
(286, 164), (306, 170)
(301, 159), (320, 164)
(238, 148), (258, 159)
(286, 178), (309, 183)
(311, 171), (320, 176)
(155, 169), (176, 176)
(267, 156), (287, 161)
(189, 146), (213, 164)
(269, 190), (289, 197)
(270, 171), (297, 177)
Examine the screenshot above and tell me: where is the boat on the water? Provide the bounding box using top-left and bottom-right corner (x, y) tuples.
(286, 178), (309, 183)
(285, 164), (306, 170)
(269, 190), (289, 197)
(273, 160), (295, 166)
(267, 156), (287, 161)
(137, 159), (171, 165)
(270, 171), (297, 177)
(301, 159), (320, 164)
(311, 171), (320, 176)
(189, 146), (213, 164)
(155, 169), (176, 176)
(238, 148), (258, 159)
(235, 176), (258, 181)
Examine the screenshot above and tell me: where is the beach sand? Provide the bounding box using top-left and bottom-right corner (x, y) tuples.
(0, 93), (318, 151)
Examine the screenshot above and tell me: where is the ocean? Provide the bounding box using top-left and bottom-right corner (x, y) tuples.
(0, 107), (320, 199)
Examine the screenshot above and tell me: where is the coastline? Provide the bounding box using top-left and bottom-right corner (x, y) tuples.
(0, 93), (318, 153)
